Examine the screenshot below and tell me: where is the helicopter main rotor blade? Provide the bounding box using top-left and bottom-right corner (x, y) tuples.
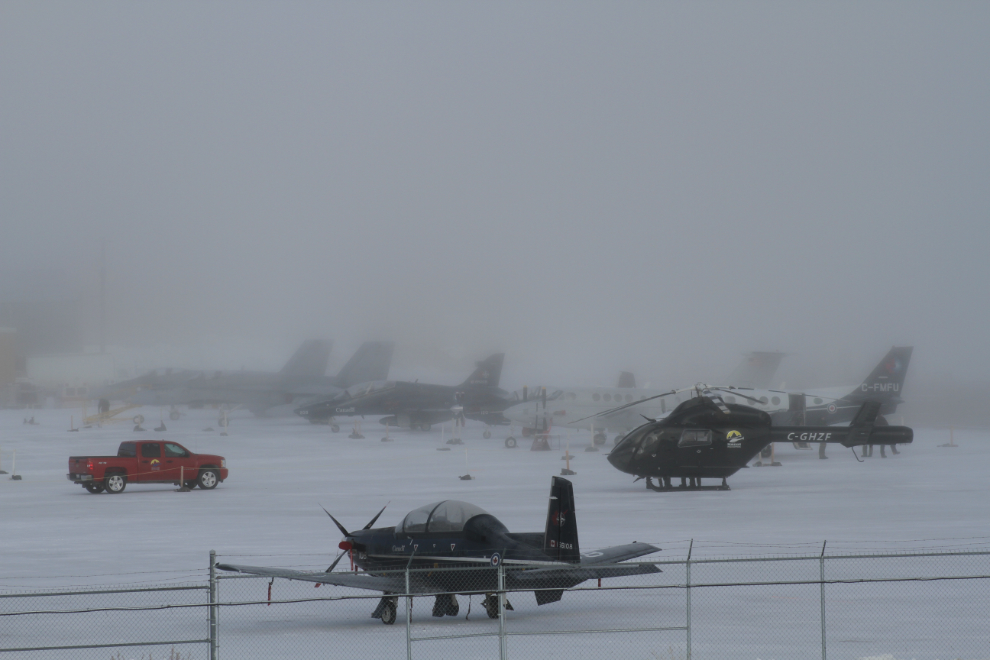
(708, 387), (764, 404)
(570, 389), (682, 425)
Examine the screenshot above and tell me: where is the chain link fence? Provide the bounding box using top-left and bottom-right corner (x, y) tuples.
(3, 548), (988, 659)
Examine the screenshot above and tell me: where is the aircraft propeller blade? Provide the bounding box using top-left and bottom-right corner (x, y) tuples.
(325, 550), (346, 573)
(362, 502), (390, 530)
(320, 506), (350, 537)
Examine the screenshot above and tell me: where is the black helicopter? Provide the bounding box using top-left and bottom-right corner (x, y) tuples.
(600, 386), (913, 492)
(217, 477), (659, 624)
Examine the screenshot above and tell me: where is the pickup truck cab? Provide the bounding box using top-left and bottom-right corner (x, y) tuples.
(68, 440), (228, 494)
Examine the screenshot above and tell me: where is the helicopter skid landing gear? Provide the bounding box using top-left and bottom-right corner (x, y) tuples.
(645, 476), (730, 492)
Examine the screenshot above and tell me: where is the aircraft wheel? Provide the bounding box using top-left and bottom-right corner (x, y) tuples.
(593, 433), (606, 446)
(875, 415), (889, 426)
(380, 599), (397, 625)
(330, 424), (340, 433)
(483, 430), (492, 439)
(133, 415), (145, 425)
(105, 473), (127, 494)
(84, 482), (105, 494)
(169, 411), (181, 421)
(197, 469), (219, 490)
(483, 595), (499, 619)
(505, 437), (517, 448)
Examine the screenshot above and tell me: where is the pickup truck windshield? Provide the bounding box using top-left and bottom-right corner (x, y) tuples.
(164, 443), (189, 458)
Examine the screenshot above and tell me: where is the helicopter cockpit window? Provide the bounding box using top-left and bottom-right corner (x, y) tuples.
(678, 429), (713, 448)
(400, 502), (441, 534)
(636, 432), (661, 455)
(426, 501), (489, 533)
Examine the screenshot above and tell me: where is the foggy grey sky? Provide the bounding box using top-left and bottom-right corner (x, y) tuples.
(2, 2), (988, 390)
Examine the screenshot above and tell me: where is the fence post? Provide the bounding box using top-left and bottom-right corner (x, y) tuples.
(686, 538), (693, 660)
(406, 567), (412, 660)
(210, 549), (218, 660)
(498, 561), (507, 660)
(820, 541), (826, 660)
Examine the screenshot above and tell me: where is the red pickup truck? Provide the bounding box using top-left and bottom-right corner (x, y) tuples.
(68, 440), (228, 494)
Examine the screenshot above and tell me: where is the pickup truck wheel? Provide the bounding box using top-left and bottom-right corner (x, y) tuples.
(105, 473), (127, 494)
(197, 469), (219, 490)
(84, 482), (105, 494)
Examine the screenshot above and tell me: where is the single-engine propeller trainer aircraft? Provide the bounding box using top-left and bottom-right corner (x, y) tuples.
(217, 477), (660, 624)
(602, 387), (913, 491)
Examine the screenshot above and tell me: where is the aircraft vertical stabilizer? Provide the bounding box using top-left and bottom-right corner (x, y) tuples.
(334, 341), (395, 388)
(543, 477), (580, 563)
(279, 340), (333, 378)
(725, 351), (786, 388)
(460, 353), (504, 388)
(847, 346), (913, 402)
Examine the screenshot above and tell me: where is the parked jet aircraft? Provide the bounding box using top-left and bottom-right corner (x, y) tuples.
(217, 477), (660, 624)
(112, 341), (394, 417)
(294, 353), (513, 430)
(501, 351), (786, 446)
(98, 339), (332, 403)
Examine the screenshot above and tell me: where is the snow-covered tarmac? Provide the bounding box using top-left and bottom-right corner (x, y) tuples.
(2, 407), (989, 658)
(4, 407), (989, 582)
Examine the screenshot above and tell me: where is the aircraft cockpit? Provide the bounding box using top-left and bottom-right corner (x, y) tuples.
(334, 380), (393, 399)
(399, 500), (491, 535)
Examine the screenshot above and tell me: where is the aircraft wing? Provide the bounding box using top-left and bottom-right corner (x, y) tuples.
(216, 563), (408, 593)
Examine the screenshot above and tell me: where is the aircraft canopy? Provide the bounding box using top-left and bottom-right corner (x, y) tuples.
(400, 500), (489, 534)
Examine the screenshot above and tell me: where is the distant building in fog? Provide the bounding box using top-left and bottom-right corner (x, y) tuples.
(0, 269), (85, 369)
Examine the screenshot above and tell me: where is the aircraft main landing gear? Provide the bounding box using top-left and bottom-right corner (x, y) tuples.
(372, 596), (398, 625)
(482, 593), (513, 619)
(432, 593), (459, 617)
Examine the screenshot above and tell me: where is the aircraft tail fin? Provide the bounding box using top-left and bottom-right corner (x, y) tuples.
(460, 353), (504, 388)
(544, 477), (581, 563)
(335, 341), (394, 388)
(847, 346), (913, 402)
(617, 371), (636, 388)
(725, 351), (786, 389)
(279, 340), (332, 378)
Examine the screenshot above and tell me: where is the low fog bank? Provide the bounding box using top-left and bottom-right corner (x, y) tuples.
(1, 3), (987, 429)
